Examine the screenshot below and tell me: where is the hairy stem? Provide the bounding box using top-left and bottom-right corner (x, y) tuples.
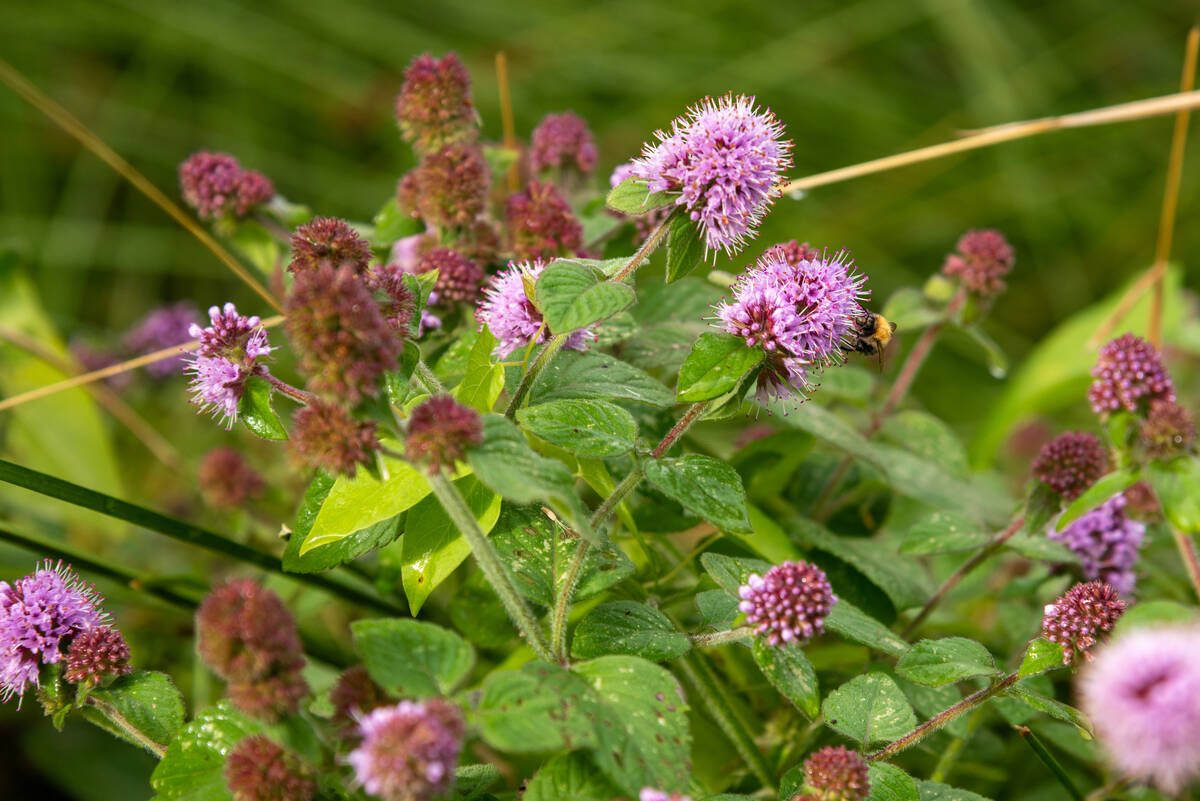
(414, 359), (447, 395)
(611, 209), (676, 283)
(505, 333), (567, 419)
(85, 695), (168, 757)
(902, 516), (1024, 637)
(264, 373), (316, 405)
(676, 651), (774, 787)
(869, 672), (1018, 762)
(1171, 527), (1200, 602)
(1016, 725), (1086, 801)
(551, 537), (590, 663)
(426, 470), (554, 662)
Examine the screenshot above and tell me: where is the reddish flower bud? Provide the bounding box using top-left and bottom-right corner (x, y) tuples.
(738, 560), (837, 646)
(227, 671), (310, 723)
(179, 152), (274, 221)
(195, 579), (305, 684)
(64, 627), (132, 687)
(405, 395), (483, 473)
(394, 53), (478, 153)
(411, 143), (490, 228)
(941, 229), (1015, 297)
(766, 240), (822, 268)
(1042, 581), (1126, 664)
(530, 112), (597, 175)
(198, 447), (266, 509)
(331, 665), (391, 740)
(415, 247), (485, 307)
(1031, 431), (1107, 501)
(505, 180), (583, 260)
(288, 217), (372, 275)
(1088, 334), (1175, 418)
(1139, 400), (1196, 460)
(797, 746), (870, 801)
(290, 400), (379, 479)
(224, 735), (316, 801)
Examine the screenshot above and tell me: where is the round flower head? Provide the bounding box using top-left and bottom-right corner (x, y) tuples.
(198, 447), (266, 509)
(348, 699), (465, 801)
(227, 671), (310, 723)
(365, 262), (418, 334)
(331, 665), (390, 740)
(640, 791), (693, 801)
(477, 260), (596, 358)
(941, 229), (1014, 297)
(1088, 333), (1176, 417)
(1139, 400), (1196, 460)
(394, 52), (478, 153)
(530, 112), (597, 175)
(288, 217), (372, 275)
(0, 561), (105, 703)
(405, 395), (483, 473)
(1042, 581), (1126, 664)
(179, 152), (274, 221)
(1080, 626), (1200, 793)
(289, 399), (380, 479)
(64, 626), (132, 687)
(1032, 431), (1108, 501)
(767, 240), (822, 268)
(505, 180), (584, 260)
(224, 735), (316, 801)
(738, 560), (836, 646)
(411, 143), (490, 228)
(124, 302), (200, 379)
(716, 248), (868, 403)
(414, 247), (485, 307)
(286, 263), (402, 403)
(1048, 493), (1145, 595)
(795, 745), (871, 801)
(184, 303), (274, 429)
(628, 94), (792, 255)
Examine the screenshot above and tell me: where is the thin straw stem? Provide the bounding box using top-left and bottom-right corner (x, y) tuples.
(495, 52), (520, 194)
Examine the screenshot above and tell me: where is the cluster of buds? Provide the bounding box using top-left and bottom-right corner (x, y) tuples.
(405, 395), (483, 473)
(790, 746), (871, 801)
(224, 735), (317, 801)
(1041, 581), (1126, 664)
(1088, 334), (1175, 418)
(941, 229), (1015, 297)
(1032, 431), (1107, 501)
(179, 151), (274, 222)
(738, 560), (837, 646)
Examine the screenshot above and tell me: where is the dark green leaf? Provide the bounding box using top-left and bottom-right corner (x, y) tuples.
(880, 411), (968, 477)
(1057, 469), (1139, 530)
(792, 519), (931, 610)
(351, 618), (475, 697)
(150, 701), (263, 801)
(868, 763), (920, 801)
(1147, 458), (1200, 533)
(237, 376), (287, 440)
(529, 350), (673, 407)
(384, 341), (422, 407)
(1018, 638), (1067, 678)
(700, 552), (772, 597)
(900, 511), (989, 556)
(536, 262), (635, 334)
(643, 455), (752, 534)
(523, 752), (621, 801)
(87, 671), (184, 755)
(676, 333), (764, 403)
(517, 399), (637, 457)
(822, 673), (917, 747)
(825, 601), (911, 658)
(453, 764), (500, 801)
(915, 780), (994, 801)
(696, 589), (740, 627)
(605, 177), (675, 214)
(1004, 684), (1092, 735)
(752, 640), (819, 719)
(448, 570), (514, 648)
(896, 638), (1000, 686)
(282, 473), (402, 573)
(476, 661), (601, 753)
(1023, 481), (1062, 536)
(571, 601), (691, 661)
(1112, 599), (1199, 636)
(665, 211), (705, 283)
(372, 197), (422, 245)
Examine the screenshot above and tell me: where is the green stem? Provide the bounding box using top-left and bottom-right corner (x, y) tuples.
(0, 459), (403, 616)
(551, 536), (590, 662)
(85, 695), (168, 757)
(689, 628), (752, 647)
(676, 651), (774, 788)
(611, 209), (677, 283)
(869, 672), (1018, 762)
(505, 333), (568, 419)
(414, 359), (446, 395)
(426, 470), (554, 662)
(1016, 725), (1086, 801)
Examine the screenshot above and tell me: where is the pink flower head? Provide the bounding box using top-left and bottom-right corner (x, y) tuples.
(941, 229), (1014, 297)
(1048, 494), (1145, 595)
(628, 94), (792, 255)
(348, 699), (465, 801)
(1081, 626), (1200, 793)
(738, 560), (836, 646)
(639, 790), (692, 801)
(1042, 581), (1126, 664)
(178, 151), (274, 221)
(394, 52), (478, 153)
(124, 302), (201, 379)
(530, 111), (598, 174)
(801, 745), (871, 801)
(1032, 431), (1108, 501)
(1088, 334), (1175, 418)
(477, 260), (596, 358)
(184, 303), (273, 429)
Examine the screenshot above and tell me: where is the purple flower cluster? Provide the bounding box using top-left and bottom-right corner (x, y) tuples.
(1, 562), (106, 702)
(716, 248), (868, 403)
(1048, 494), (1145, 595)
(179, 151), (274, 221)
(348, 699), (465, 801)
(289, 217), (372, 275)
(124, 302), (200, 379)
(530, 112), (597, 175)
(1031, 431), (1107, 501)
(1041, 581), (1126, 664)
(628, 94), (792, 254)
(1081, 626), (1200, 793)
(941, 229), (1015, 297)
(407, 142), (490, 228)
(184, 303), (274, 429)
(405, 395), (483, 473)
(1088, 334), (1175, 417)
(413, 246), (485, 307)
(477, 260), (596, 358)
(738, 560), (836, 646)
(795, 745), (871, 801)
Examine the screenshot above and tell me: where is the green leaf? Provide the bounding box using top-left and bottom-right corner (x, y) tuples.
(896, 638), (1000, 686)
(150, 701), (264, 801)
(467, 415), (595, 541)
(676, 333), (764, 403)
(1018, 638), (1066, 678)
(700, 551), (772, 597)
(605, 176), (675, 214)
(529, 350), (672, 407)
(455, 328), (504, 413)
(227, 219), (280, 277)
(237, 376), (288, 440)
(915, 780), (994, 801)
(490, 505), (634, 606)
(483, 144), (521, 184)
(882, 287), (941, 331)
(476, 661), (601, 752)
(351, 618), (475, 697)
(696, 589), (740, 627)
(398, 476), (502, 613)
(573, 656), (692, 796)
(824, 601), (911, 658)
(752, 640), (820, 719)
(453, 763), (500, 801)
(822, 673), (917, 747)
(384, 341), (422, 407)
(665, 211), (705, 283)
(868, 763), (921, 801)
(1004, 684), (1092, 735)
(792, 519), (932, 610)
(1004, 530), (1079, 563)
(880, 411), (968, 478)
(1147, 457), (1200, 533)
(517, 399), (637, 458)
(1057, 469), (1139, 530)
(571, 602), (691, 661)
(961, 323), (1009, 379)
(87, 671), (184, 755)
(282, 473), (402, 573)
(372, 196), (422, 246)
(523, 752), (622, 801)
(643, 455), (752, 534)
(900, 511), (989, 555)
(1024, 481), (1062, 536)
(536, 262), (635, 334)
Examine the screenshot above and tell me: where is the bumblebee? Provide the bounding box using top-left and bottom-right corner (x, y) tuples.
(844, 312), (897, 370)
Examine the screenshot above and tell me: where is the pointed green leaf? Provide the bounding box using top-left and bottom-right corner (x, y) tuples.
(824, 601), (910, 658)
(868, 763), (920, 801)
(523, 752), (621, 801)
(455, 328), (504, 413)
(351, 618), (475, 697)
(643, 455), (751, 534)
(237, 376), (287, 440)
(896, 638), (1000, 687)
(1057, 469), (1139, 530)
(665, 211), (705, 283)
(283, 473), (402, 573)
(518, 399), (637, 457)
(676, 333), (764, 403)
(752, 640), (820, 719)
(605, 177), (674, 214)
(87, 671), (184, 755)
(1018, 638), (1066, 678)
(529, 350), (673, 408)
(822, 673), (917, 747)
(1147, 457), (1200, 533)
(536, 262), (635, 334)
(571, 601), (691, 662)
(150, 701), (264, 801)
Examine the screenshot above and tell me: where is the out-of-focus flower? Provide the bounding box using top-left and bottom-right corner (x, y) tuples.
(477, 260), (596, 358)
(941, 229), (1015, 297)
(628, 94), (792, 255)
(64, 627), (132, 687)
(792, 745), (871, 801)
(1088, 334), (1175, 417)
(124, 302), (201, 379)
(738, 560), (836, 646)
(1032, 431), (1108, 501)
(1041, 581), (1126, 664)
(530, 112), (597, 175)
(224, 735), (316, 801)
(288, 217), (372, 275)
(289, 400), (379, 479)
(405, 396), (483, 473)
(70, 339), (132, 391)
(1139, 400), (1196, 460)
(505, 180), (583, 260)
(184, 303), (274, 429)
(414, 247), (485, 307)
(394, 53), (478, 153)
(1048, 494), (1145, 595)
(179, 152), (274, 221)
(1081, 626), (1200, 793)
(348, 699), (465, 801)
(331, 665), (390, 741)
(198, 447), (266, 509)
(410, 143), (490, 228)
(639, 790), (692, 801)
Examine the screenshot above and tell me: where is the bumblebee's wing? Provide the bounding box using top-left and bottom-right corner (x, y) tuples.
(888, 320), (898, 334)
